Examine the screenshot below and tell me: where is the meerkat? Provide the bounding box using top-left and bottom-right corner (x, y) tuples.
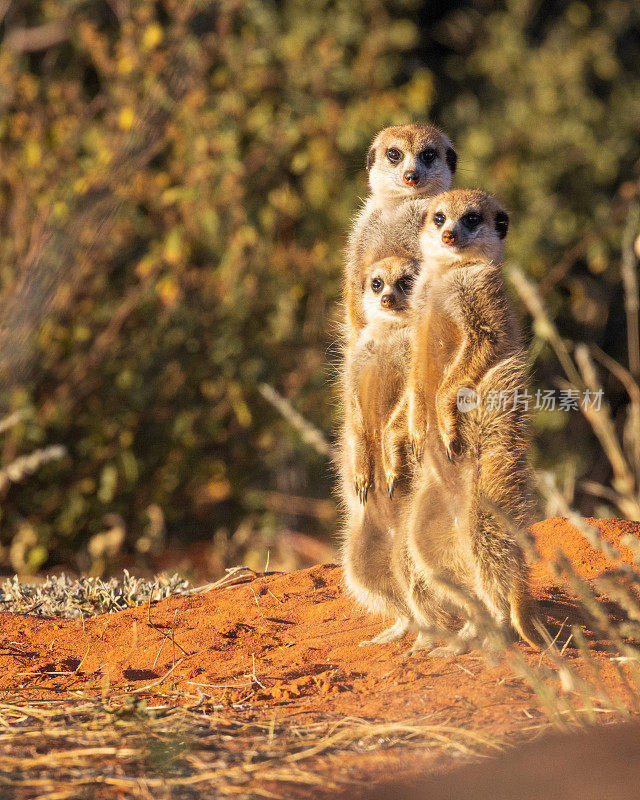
(399, 189), (543, 654)
(340, 255), (420, 646)
(344, 123), (457, 346)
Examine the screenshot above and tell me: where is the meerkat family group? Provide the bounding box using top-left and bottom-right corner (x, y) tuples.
(340, 123), (543, 655)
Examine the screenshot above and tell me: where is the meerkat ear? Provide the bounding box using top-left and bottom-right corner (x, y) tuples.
(445, 147), (457, 174)
(495, 210), (509, 239)
(366, 146), (376, 171)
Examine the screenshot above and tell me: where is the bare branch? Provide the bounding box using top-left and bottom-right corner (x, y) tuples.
(4, 22), (69, 53)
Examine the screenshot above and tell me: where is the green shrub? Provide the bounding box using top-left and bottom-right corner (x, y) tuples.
(0, 0), (429, 571)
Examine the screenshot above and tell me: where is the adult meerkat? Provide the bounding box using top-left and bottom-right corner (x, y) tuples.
(401, 189), (542, 654)
(344, 124), (457, 346)
(340, 255), (419, 646)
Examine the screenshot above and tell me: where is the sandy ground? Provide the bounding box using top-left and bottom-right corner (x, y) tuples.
(1, 516), (640, 796)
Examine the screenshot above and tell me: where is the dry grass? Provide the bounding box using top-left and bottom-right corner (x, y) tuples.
(0, 699), (499, 800)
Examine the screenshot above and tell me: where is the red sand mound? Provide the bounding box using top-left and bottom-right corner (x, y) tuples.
(1, 516), (639, 793)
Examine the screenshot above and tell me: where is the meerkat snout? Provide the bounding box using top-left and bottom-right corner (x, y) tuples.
(441, 230), (456, 246)
(403, 169), (419, 187)
(381, 292), (396, 308)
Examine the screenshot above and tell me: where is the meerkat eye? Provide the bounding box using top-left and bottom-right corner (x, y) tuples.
(371, 277), (384, 293)
(433, 212), (446, 227)
(462, 212), (482, 230)
(396, 276), (414, 294)
(419, 148), (437, 165)
(386, 148), (403, 164)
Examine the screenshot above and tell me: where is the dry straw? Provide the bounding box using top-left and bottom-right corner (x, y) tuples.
(0, 700), (499, 800)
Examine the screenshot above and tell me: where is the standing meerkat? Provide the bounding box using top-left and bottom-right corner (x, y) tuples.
(400, 189), (543, 654)
(339, 122), (455, 647)
(344, 123), (457, 346)
(340, 254), (420, 646)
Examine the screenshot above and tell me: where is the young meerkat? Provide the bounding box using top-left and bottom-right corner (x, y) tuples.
(344, 123), (457, 346)
(400, 189), (543, 654)
(340, 254), (419, 646)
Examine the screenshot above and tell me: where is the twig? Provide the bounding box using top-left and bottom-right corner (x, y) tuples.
(3, 22), (70, 52)
(508, 266), (584, 389)
(128, 659), (184, 695)
(258, 383), (332, 458)
(621, 202), (640, 377)
(0, 445), (66, 491)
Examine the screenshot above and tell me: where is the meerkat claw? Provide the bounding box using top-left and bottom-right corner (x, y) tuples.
(354, 475), (372, 503)
(386, 473), (396, 498)
(409, 435), (425, 462)
(442, 434), (462, 462)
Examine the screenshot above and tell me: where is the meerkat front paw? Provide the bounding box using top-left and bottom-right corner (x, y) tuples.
(407, 392), (429, 462)
(440, 427), (463, 462)
(352, 440), (373, 503)
(354, 470), (373, 503)
(381, 432), (400, 498)
(436, 395), (462, 461)
(408, 416), (429, 461)
(408, 430), (427, 462)
(384, 468), (397, 499)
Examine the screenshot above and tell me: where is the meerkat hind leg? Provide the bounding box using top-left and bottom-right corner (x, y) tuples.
(406, 630), (436, 656)
(360, 617), (410, 647)
(427, 621), (479, 658)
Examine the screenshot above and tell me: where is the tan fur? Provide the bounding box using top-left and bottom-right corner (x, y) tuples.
(339, 256), (419, 645)
(344, 124), (456, 346)
(400, 189), (544, 653)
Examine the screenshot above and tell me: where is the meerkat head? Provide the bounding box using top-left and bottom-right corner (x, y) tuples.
(366, 123), (457, 208)
(419, 189), (509, 267)
(361, 255), (419, 325)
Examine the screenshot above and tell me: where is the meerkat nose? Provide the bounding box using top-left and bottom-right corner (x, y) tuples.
(381, 293), (396, 309)
(441, 230), (457, 245)
(403, 170), (419, 186)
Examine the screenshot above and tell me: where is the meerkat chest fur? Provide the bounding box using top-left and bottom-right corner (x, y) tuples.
(410, 264), (477, 391)
(351, 319), (410, 434)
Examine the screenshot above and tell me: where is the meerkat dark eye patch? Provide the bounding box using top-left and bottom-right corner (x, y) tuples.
(495, 210), (509, 239)
(366, 146), (376, 170)
(386, 148), (403, 164)
(445, 147), (457, 174)
(371, 277), (384, 293)
(461, 212), (482, 230)
(396, 275), (414, 294)
(433, 212), (446, 227)
(419, 148), (437, 165)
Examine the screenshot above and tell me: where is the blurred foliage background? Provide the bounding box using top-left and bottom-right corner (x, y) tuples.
(0, 0), (638, 577)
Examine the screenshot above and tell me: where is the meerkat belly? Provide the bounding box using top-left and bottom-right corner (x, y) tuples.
(408, 304), (475, 584)
(417, 307), (462, 420)
(358, 362), (404, 434)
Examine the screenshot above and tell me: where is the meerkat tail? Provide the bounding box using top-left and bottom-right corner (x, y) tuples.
(509, 583), (546, 651)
